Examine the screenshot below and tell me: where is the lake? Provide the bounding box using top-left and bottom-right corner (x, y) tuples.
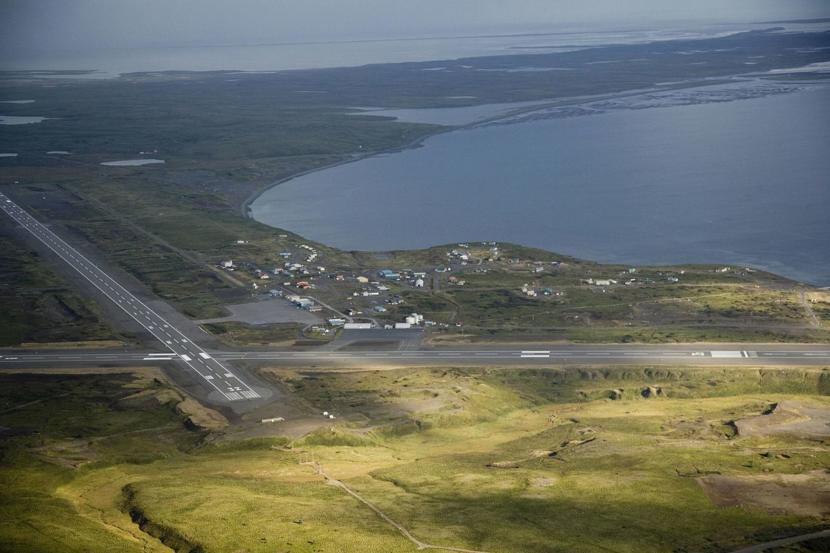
(251, 81), (830, 285)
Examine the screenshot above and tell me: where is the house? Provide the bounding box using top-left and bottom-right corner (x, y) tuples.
(356, 276), (369, 283)
(220, 260), (234, 269)
(449, 249), (470, 261)
(414, 278), (425, 288)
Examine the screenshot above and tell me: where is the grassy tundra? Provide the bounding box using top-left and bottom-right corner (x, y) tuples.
(1, 365), (828, 552)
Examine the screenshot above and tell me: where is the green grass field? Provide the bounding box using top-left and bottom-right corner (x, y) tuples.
(201, 321), (304, 346)
(0, 223), (123, 347)
(1, 365), (828, 552)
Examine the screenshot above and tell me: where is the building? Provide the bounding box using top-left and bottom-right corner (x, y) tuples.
(405, 313), (424, 326)
(297, 298), (315, 310)
(377, 269), (400, 280)
(585, 278), (618, 286)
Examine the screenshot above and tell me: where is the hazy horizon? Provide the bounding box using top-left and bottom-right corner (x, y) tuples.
(2, 0), (829, 57)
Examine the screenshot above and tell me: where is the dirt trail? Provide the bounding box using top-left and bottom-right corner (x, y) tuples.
(729, 528), (830, 553)
(800, 290), (822, 329)
(303, 461), (491, 553)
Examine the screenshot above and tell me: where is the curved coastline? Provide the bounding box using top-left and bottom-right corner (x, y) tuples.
(239, 124), (452, 220)
(240, 78), (739, 220)
(242, 78), (828, 286)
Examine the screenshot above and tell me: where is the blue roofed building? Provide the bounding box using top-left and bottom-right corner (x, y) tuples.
(377, 269), (400, 280)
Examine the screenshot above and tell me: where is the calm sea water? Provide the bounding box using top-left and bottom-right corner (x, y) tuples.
(252, 83), (830, 285)
(5, 22), (826, 77)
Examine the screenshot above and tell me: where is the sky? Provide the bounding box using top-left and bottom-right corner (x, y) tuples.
(1, 0), (828, 55)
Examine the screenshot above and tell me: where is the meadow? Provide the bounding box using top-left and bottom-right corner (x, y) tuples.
(1, 364), (828, 552)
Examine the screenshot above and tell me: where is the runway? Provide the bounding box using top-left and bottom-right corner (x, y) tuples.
(0, 192), (260, 401)
(1, 346), (829, 367)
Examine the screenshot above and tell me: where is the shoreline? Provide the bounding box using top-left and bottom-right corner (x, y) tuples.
(240, 76), (747, 218)
(238, 76), (828, 286)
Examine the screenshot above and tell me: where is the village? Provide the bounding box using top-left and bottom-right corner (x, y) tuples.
(203, 235), (759, 342)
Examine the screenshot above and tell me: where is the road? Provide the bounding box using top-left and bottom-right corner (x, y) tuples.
(0, 192), (260, 402)
(2, 192), (830, 401)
